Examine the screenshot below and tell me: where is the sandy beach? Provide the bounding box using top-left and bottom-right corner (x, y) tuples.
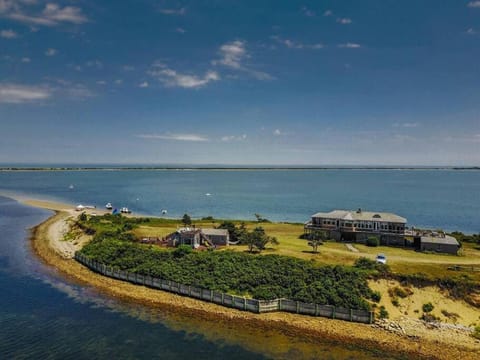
(18, 196), (480, 360)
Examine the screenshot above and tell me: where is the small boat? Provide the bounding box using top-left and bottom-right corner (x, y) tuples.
(120, 207), (131, 214)
(75, 204), (85, 211)
(69, 184), (74, 189)
(205, 193), (211, 196)
(105, 203), (113, 210)
(161, 209), (168, 215)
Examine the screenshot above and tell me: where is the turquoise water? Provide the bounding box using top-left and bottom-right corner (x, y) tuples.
(0, 196), (398, 359)
(0, 169), (479, 232)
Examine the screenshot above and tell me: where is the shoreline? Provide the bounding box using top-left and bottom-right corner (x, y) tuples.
(24, 198), (480, 359)
(1, 166), (479, 172)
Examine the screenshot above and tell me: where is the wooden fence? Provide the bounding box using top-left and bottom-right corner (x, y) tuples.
(74, 252), (374, 324)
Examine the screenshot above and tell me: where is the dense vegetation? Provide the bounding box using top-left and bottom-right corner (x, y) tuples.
(77, 214), (378, 310)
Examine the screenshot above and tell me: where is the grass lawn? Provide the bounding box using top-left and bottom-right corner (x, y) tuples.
(96, 215), (480, 281)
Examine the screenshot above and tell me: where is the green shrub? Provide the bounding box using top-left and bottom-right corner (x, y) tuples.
(422, 302), (434, 313)
(378, 306), (389, 319)
(371, 291), (381, 302)
(472, 326), (480, 340)
(366, 236), (380, 247)
(391, 298), (400, 307)
(173, 245), (193, 258)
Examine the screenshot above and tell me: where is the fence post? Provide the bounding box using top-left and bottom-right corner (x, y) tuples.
(221, 293), (224, 304)
(188, 285), (191, 297)
(332, 307), (336, 319)
(210, 289), (213, 302)
(315, 304), (319, 316)
(244, 297), (247, 311)
(369, 311), (374, 324)
(296, 301), (300, 313)
(350, 309), (353, 322)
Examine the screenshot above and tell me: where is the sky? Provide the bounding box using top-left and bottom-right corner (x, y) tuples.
(0, 0), (479, 166)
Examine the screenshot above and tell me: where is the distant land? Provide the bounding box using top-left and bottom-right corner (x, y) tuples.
(0, 165), (479, 171)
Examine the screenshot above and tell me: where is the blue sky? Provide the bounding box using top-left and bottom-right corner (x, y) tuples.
(1, 0), (479, 165)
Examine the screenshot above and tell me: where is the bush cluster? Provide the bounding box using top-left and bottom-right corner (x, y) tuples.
(80, 236), (376, 310)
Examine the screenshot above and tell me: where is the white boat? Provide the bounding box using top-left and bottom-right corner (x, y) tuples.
(161, 209), (168, 214)
(75, 204), (85, 211)
(120, 207), (131, 214)
(69, 184), (74, 189)
(105, 203), (113, 210)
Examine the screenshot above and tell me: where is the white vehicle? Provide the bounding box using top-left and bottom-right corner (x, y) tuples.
(75, 204), (85, 211)
(105, 203), (113, 210)
(120, 207), (131, 214)
(375, 253), (387, 265)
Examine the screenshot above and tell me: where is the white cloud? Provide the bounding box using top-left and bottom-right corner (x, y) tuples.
(158, 7), (186, 15)
(467, 1), (480, 8)
(21, 56), (30, 62)
(149, 64), (220, 89)
(338, 43), (361, 48)
(272, 36), (323, 49)
(273, 129), (282, 136)
(86, 60), (103, 68)
(213, 40), (273, 80)
(96, 80), (106, 85)
(215, 40), (247, 69)
(0, 29), (18, 38)
(114, 79), (123, 85)
(337, 18), (352, 24)
(137, 133), (209, 142)
(2, 2), (88, 26)
(301, 6), (315, 17)
(221, 134), (247, 142)
(0, 83), (51, 103)
(42, 3), (87, 24)
(122, 65), (135, 71)
(175, 27), (186, 33)
(45, 48), (57, 56)
(393, 122), (419, 128)
(66, 84), (94, 100)
(138, 81), (149, 88)
(323, 10), (333, 17)
(466, 28), (477, 35)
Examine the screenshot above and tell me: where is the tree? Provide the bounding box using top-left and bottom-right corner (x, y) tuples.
(308, 239), (322, 253)
(217, 221), (247, 243)
(243, 227), (279, 253)
(307, 230), (326, 253)
(182, 213), (192, 226)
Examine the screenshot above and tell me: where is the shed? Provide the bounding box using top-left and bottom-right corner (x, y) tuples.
(417, 235), (460, 254)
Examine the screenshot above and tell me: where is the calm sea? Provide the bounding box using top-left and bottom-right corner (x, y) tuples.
(0, 169), (479, 232)
(0, 196), (396, 359)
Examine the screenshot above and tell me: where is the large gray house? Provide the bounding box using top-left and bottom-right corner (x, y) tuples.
(304, 208), (407, 245)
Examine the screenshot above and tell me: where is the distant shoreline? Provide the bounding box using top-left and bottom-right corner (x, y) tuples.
(1, 166), (479, 172)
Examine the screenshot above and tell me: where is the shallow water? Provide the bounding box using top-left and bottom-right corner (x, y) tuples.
(0, 196), (404, 359)
(0, 169), (479, 232)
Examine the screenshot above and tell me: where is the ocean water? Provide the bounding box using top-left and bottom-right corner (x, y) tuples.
(0, 196), (398, 359)
(0, 169), (479, 233)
